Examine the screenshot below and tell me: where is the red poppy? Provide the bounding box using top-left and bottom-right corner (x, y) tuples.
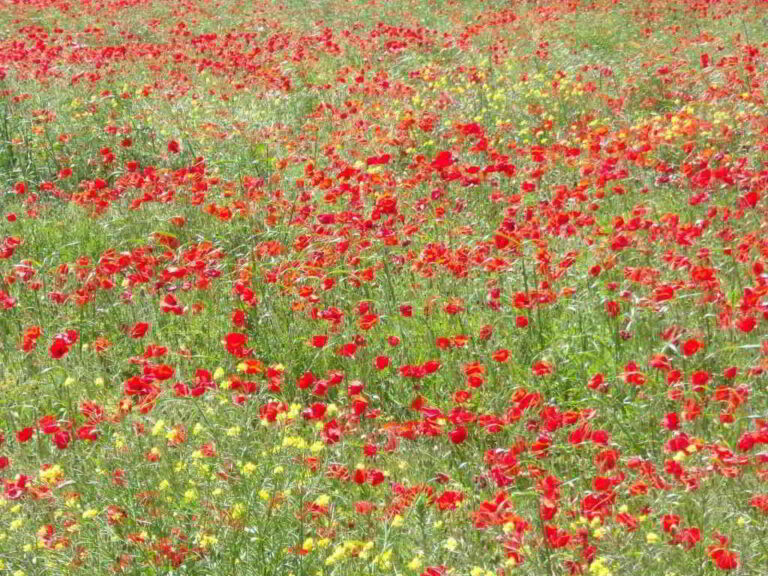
(16, 427), (35, 443)
(423, 360), (441, 374)
(322, 420), (341, 445)
(682, 338), (703, 356)
(355, 500), (375, 515)
(532, 361), (554, 377)
(449, 425), (468, 444)
(723, 366), (738, 380)
(49, 330), (78, 359)
(661, 514), (681, 533)
(310, 335), (328, 348)
(160, 294), (184, 315)
(662, 413), (680, 431)
(232, 309), (247, 328)
(491, 349), (510, 363)
(358, 313), (379, 331)
(225, 333), (250, 357)
(53, 430), (71, 450)
(49, 338), (70, 359)
(736, 316), (756, 333)
(691, 370), (710, 392)
(339, 342), (357, 358)
(708, 535), (740, 571)
(431, 150), (454, 170)
(604, 300), (620, 317)
(544, 525), (571, 548)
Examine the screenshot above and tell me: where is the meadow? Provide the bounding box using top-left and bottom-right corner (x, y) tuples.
(0, 0), (766, 574)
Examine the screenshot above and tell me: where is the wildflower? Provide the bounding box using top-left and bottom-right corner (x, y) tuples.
(589, 557), (613, 576)
(199, 534), (218, 549)
(407, 556), (422, 570)
(449, 425), (468, 444)
(310, 441), (325, 453)
(682, 339), (703, 357)
(151, 420), (165, 436)
(39, 465), (64, 485)
(232, 503), (246, 519)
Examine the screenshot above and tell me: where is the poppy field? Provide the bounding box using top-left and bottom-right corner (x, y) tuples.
(0, 0), (767, 574)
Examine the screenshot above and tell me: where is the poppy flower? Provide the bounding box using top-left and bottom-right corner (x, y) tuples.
(431, 150), (454, 170)
(225, 333), (250, 357)
(662, 413), (680, 431)
(310, 335), (328, 348)
(604, 300), (620, 317)
(675, 527), (701, 549)
(423, 360), (441, 374)
(50, 338), (69, 359)
(76, 426), (100, 442)
(160, 294), (184, 315)
(49, 330), (78, 359)
(358, 313), (379, 330)
(749, 495), (768, 514)
(723, 366), (738, 380)
(449, 425), (468, 444)
(366, 154), (390, 166)
(623, 362), (646, 386)
(682, 339), (703, 357)
(339, 342), (357, 358)
(16, 427), (35, 443)
(709, 546), (739, 570)
(322, 420), (341, 445)
(232, 309), (247, 328)
(544, 525), (571, 548)
(691, 370), (710, 392)
(478, 324), (493, 340)
(532, 361), (554, 377)
(736, 316), (756, 333)
(53, 430), (71, 450)
(492, 349), (510, 363)
(355, 501), (375, 515)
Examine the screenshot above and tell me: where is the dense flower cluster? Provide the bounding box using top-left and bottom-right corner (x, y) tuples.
(0, 1), (766, 575)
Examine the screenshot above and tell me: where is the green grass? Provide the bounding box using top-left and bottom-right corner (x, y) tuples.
(0, 1), (766, 575)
